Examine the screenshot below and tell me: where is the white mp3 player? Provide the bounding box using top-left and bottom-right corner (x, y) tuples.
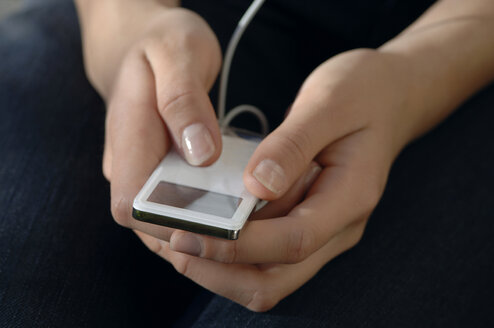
(132, 135), (260, 240)
(133, 0), (268, 240)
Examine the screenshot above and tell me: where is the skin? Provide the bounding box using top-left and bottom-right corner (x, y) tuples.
(76, 0), (494, 312)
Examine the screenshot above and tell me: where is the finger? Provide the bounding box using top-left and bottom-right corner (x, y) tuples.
(145, 41), (221, 166)
(249, 161), (321, 220)
(108, 51), (175, 241)
(138, 220), (366, 312)
(243, 84), (362, 200)
(170, 131), (384, 264)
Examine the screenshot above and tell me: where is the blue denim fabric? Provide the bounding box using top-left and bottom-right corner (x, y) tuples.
(1, 0), (493, 327)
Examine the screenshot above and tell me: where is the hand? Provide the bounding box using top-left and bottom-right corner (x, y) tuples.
(135, 49), (415, 311)
(93, 5), (225, 239)
(80, 0), (494, 312)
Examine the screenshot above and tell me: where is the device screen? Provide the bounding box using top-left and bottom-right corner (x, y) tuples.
(147, 181), (241, 219)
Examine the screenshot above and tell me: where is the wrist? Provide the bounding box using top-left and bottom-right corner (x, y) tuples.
(373, 50), (420, 154)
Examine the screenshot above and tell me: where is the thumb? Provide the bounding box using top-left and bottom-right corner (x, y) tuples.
(243, 104), (338, 200)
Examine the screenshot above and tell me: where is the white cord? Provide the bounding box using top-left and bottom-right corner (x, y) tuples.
(217, 0), (268, 136)
(222, 104), (269, 135)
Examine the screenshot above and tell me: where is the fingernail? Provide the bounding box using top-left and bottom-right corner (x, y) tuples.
(253, 159), (286, 195)
(170, 233), (202, 257)
(304, 163), (322, 188)
(181, 123), (215, 166)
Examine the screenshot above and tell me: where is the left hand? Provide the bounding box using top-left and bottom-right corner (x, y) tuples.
(135, 48), (416, 311)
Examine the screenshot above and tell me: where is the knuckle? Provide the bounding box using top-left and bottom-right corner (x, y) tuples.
(350, 229), (364, 248)
(145, 23), (199, 52)
(345, 221), (367, 250)
(147, 238), (164, 255)
(285, 227), (317, 264)
(358, 180), (383, 215)
(246, 289), (279, 312)
(221, 240), (238, 264)
(204, 239), (238, 264)
(136, 36), (168, 59)
(122, 43), (147, 69)
(173, 256), (192, 277)
(277, 125), (312, 166)
(111, 196), (132, 228)
(158, 89), (196, 119)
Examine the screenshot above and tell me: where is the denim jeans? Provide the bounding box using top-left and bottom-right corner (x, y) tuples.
(0, 1), (493, 327)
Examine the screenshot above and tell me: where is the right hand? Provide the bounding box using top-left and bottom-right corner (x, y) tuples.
(81, 3), (223, 239)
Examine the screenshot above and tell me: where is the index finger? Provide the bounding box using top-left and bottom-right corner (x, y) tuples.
(108, 50), (176, 241)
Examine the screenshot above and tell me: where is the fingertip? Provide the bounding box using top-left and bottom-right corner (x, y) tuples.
(181, 122), (219, 166)
(252, 159), (288, 194)
(195, 124), (223, 167)
(304, 162), (323, 188)
(244, 172), (281, 201)
(170, 230), (203, 257)
(243, 126), (318, 201)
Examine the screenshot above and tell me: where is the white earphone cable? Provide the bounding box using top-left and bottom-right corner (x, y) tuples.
(217, 0), (268, 136)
